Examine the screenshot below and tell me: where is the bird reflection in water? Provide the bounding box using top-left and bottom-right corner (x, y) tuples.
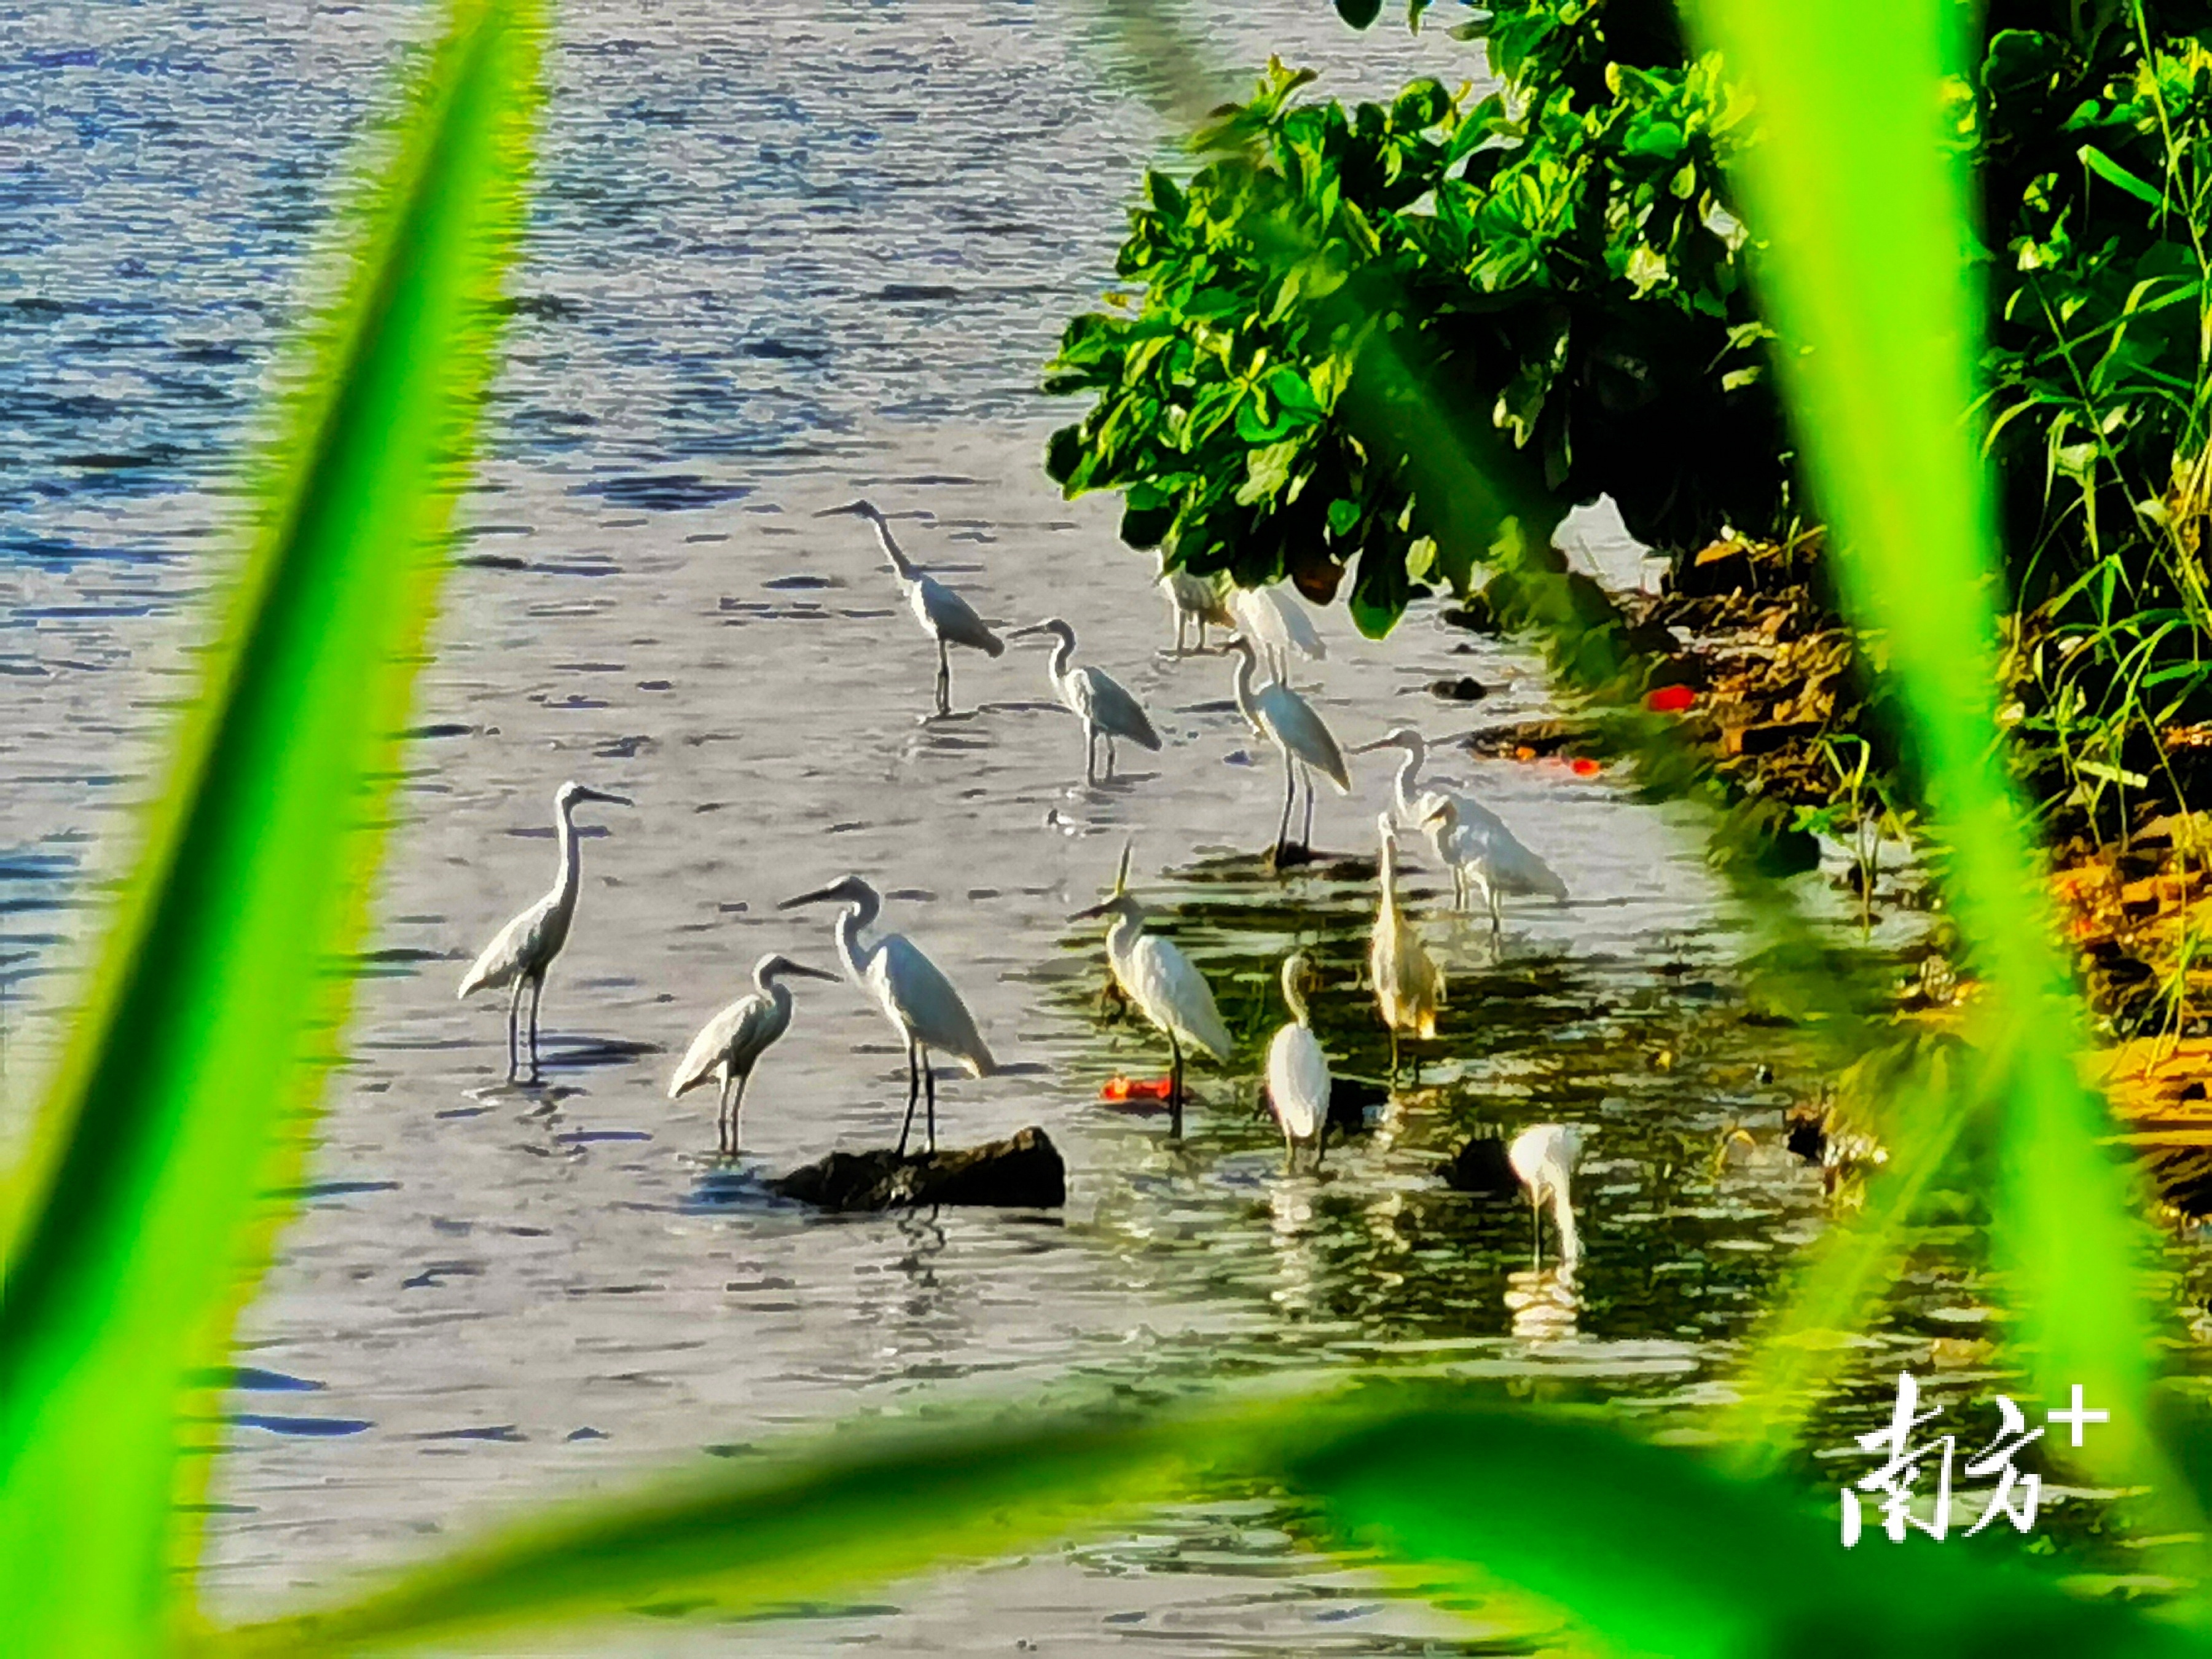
(1267, 1182), (1325, 1321)
(1505, 1265), (1581, 1344)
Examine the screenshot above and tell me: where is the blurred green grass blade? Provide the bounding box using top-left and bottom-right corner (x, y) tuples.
(1680, 0), (2193, 1523)
(0, 2), (542, 1652)
(208, 1389), (2184, 1658)
(1297, 1407), (2194, 1658)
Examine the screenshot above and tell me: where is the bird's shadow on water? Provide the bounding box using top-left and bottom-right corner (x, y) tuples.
(533, 1033), (659, 1070)
(681, 1159), (806, 1215)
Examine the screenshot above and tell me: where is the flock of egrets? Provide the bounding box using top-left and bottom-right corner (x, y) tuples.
(455, 500), (1590, 1264)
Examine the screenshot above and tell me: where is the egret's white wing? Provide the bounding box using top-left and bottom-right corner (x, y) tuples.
(458, 894), (553, 998)
(915, 575), (1005, 656)
(670, 996), (755, 1097)
(1122, 933), (1232, 1061)
(871, 931), (997, 1075)
(1075, 665), (1161, 750)
(1266, 1022), (1330, 1142)
(1256, 683), (1351, 791)
(1231, 585), (1325, 661)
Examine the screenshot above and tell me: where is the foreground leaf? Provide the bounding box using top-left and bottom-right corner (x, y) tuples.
(0, 4), (542, 1652)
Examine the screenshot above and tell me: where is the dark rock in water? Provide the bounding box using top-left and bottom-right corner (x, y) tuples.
(1327, 1077), (1389, 1137)
(772, 1126), (1065, 1212)
(1442, 1130), (1519, 1199)
(1427, 675), (1489, 702)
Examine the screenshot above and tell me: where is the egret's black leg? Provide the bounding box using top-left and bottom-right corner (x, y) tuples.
(1084, 728), (1098, 786)
(525, 973), (544, 1080)
(715, 1071), (734, 1155)
(504, 978), (524, 1081)
(1273, 749), (1296, 863)
(1169, 1033), (1185, 1140)
(923, 1049), (938, 1154)
(897, 1039), (922, 1157)
(1388, 1029), (1400, 1084)
(1300, 769), (1316, 853)
(936, 639), (951, 716)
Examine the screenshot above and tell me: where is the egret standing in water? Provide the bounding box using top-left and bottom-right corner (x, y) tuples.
(1008, 616), (1161, 785)
(1508, 1122), (1585, 1269)
(1229, 584), (1325, 680)
(1353, 726), (1566, 928)
(458, 780), (631, 1082)
(1225, 634), (1351, 863)
(818, 499), (1003, 716)
(780, 875), (996, 1155)
(1265, 952), (1330, 1169)
(1370, 814), (1444, 1080)
(1073, 844), (1231, 1137)
(669, 952), (839, 1156)
(1158, 558), (1232, 655)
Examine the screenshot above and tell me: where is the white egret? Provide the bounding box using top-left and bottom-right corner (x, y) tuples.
(1370, 814), (1444, 1080)
(458, 780), (632, 1082)
(779, 874), (997, 1155)
(1228, 583), (1325, 679)
(669, 952), (839, 1156)
(1158, 559), (1232, 654)
(1008, 616), (1162, 785)
(1265, 952), (1329, 1169)
(1508, 1122), (1585, 1269)
(1073, 845), (1231, 1137)
(1225, 633), (1351, 863)
(1354, 726), (1566, 929)
(819, 499), (1003, 716)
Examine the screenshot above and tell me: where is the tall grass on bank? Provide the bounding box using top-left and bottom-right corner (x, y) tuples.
(6, 1), (2210, 1655)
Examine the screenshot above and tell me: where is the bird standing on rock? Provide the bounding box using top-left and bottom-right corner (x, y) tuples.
(818, 499), (1003, 716)
(458, 780), (632, 1082)
(1074, 844), (1231, 1138)
(669, 952), (839, 1156)
(780, 875), (997, 1156)
(1265, 952), (1330, 1170)
(1008, 616), (1161, 785)
(1225, 634), (1350, 865)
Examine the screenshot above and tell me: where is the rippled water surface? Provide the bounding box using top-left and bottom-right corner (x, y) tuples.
(3, 3), (2160, 1652)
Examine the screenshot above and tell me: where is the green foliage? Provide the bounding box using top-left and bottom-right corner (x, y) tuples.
(0, 4), (543, 1652)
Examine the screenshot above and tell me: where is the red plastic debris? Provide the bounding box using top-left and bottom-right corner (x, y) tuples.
(1101, 1075), (1174, 1102)
(1644, 683), (1696, 713)
(1571, 756), (1602, 778)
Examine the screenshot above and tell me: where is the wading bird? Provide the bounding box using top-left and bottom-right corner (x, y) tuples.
(669, 952), (839, 1156)
(1226, 634), (1351, 863)
(1422, 795), (1569, 935)
(780, 875), (995, 1155)
(818, 499), (1003, 716)
(1073, 844), (1231, 1137)
(1009, 616), (1162, 785)
(1354, 726), (1567, 928)
(458, 780), (631, 1082)
(1159, 559), (1233, 655)
(1229, 583), (1325, 680)
(1370, 814), (1444, 1080)
(1265, 952), (1330, 1169)
(1508, 1122), (1585, 1269)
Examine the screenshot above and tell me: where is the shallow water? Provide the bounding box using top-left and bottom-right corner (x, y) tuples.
(4, 2), (2189, 1650)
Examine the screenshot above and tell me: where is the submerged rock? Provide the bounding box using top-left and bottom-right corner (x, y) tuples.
(1441, 1129), (1519, 1199)
(771, 1126), (1066, 1212)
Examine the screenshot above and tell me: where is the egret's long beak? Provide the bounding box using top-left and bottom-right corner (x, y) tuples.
(1419, 803), (1449, 829)
(1070, 900), (1114, 922)
(785, 962), (841, 981)
(779, 885), (844, 909)
(813, 500), (872, 519)
(1348, 737), (1400, 755)
(576, 787), (633, 806)
(1007, 622), (1052, 640)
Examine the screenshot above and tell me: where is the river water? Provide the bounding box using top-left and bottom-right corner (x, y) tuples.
(1, 2), (2157, 1652)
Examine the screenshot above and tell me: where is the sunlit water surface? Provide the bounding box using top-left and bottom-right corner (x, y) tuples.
(7, 3), (2198, 1651)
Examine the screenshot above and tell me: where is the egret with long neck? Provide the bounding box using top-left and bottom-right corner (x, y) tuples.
(780, 874), (997, 1155)
(1508, 1123), (1585, 1270)
(817, 500), (1003, 716)
(1265, 952), (1329, 1169)
(1009, 616), (1161, 785)
(1370, 813), (1444, 1080)
(669, 952), (839, 1155)
(459, 780), (632, 1081)
(1226, 634), (1350, 864)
